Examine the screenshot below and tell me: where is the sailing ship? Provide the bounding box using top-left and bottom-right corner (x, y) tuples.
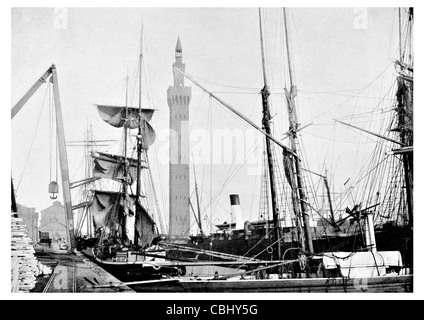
(74, 8), (412, 292)
(73, 22), (289, 283)
(73, 28), (186, 281)
(143, 7), (413, 292)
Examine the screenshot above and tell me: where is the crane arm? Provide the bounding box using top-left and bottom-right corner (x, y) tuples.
(11, 65), (54, 119)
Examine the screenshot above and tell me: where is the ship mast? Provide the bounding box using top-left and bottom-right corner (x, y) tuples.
(135, 22), (144, 244)
(192, 161), (204, 237)
(258, 8), (281, 259)
(396, 8), (413, 228)
(282, 8), (314, 253)
(122, 71), (130, 243)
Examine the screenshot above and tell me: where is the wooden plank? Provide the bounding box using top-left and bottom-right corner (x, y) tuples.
(10, 212), (48, 293)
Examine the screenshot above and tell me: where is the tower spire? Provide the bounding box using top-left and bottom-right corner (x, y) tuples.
(173, 36), (185, 87)
(176, 36), (182, 58)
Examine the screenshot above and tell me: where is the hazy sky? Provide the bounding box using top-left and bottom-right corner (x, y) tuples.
(8, 4), (420, 237)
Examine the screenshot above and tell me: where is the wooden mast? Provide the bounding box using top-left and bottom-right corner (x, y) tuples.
(122, 70), (130, 243)
(323, 172), (339, 231)
(282, 8), (314, 254)
(135, 22), (144, 245)
(192, 161), (204, 237)
(396, 8), (413, 228)
(258, 8), (281, 260)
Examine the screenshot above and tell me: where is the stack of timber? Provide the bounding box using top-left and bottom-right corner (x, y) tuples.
(11, 213), (51, 292)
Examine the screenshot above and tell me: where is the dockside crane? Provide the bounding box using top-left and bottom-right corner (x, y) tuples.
(12, 64), (76, 251)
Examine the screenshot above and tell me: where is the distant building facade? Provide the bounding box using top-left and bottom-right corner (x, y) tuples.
(167, 37), (191, 237)
(39, 201), (67, 246)
(16, 203), (39, 244)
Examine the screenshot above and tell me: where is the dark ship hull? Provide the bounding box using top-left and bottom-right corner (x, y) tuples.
(80, 246), (186, 282)
(92, 258), (184, 282)
(164, 222), (413, 272)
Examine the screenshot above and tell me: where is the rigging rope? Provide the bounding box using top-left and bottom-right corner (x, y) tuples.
(17, 83), (49, 191)
(49, 83), (52, 182)
(189, 74), (260, 92)
(199, 123), (261, 216)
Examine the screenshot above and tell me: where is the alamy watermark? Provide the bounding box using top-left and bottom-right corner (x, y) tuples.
(53, 8), (68, 30)
(353, 8), (368, 30)
(156, 121), (265, 176)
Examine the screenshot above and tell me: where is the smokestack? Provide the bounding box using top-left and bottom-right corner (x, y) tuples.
(230, 194), (244, 230)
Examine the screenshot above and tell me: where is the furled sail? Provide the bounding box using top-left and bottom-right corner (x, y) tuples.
(91, 190), (126, 237)
(95, 105), (156, 149)
(95, 104), (155, 129)
(90, 190), (156, 246)
(140, 118), (156, 150)
(282, 149), (295, 189)
(92, 151), (148, 184)
(135, 203), (156, 246)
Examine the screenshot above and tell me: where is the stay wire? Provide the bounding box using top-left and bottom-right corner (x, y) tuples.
(17, 83), (50, 191)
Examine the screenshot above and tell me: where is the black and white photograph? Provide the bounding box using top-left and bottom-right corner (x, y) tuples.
(6, 1), (420, 301)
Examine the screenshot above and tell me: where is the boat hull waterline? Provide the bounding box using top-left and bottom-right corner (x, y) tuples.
(128, 274), (413, 293)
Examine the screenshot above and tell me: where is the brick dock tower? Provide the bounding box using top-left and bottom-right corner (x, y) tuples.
(167, 37), (191, 238)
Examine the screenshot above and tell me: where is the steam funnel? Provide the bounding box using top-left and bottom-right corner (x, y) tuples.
(230, 194), (244, 230)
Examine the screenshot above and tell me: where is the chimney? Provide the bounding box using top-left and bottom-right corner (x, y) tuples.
(230, 194), (244, 230)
